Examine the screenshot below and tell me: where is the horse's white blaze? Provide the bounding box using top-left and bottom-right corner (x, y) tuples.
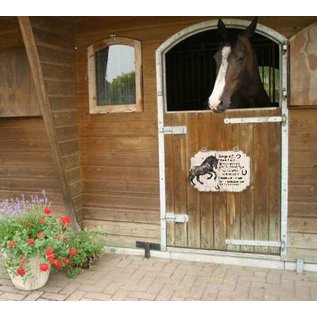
(209, 46), (231, 110)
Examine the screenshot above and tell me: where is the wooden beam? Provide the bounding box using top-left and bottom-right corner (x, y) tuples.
(18, 16), (79, 230)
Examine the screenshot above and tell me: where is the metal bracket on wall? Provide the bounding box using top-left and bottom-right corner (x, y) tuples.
(158, 126), (187, 135)
(165, 213), (189, 223)
(136, 241), (161, 258)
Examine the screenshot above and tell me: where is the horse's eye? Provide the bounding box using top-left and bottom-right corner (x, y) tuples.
(237, 55), (245, 63)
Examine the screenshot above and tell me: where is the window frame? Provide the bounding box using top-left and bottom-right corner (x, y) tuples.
(87, 36), (143, 114)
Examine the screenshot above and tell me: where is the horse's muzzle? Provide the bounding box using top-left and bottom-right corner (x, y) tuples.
(212, 101), (227, 113)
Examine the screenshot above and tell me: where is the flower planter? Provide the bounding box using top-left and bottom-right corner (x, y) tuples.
(7, 257), (51, 291)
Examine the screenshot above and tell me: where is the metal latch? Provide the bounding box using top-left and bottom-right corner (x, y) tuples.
(225, 239), (282, 248)
(165, 213), (189, 223)
(159, 126), (187, 135)
(224, 116), (284, 125)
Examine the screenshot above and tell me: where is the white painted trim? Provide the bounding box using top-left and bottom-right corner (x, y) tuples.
(106, 246), (317, 272)
(280, 42), (289, 258)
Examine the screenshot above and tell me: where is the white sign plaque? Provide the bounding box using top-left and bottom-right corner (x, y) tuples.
(189, 150), (250, 192)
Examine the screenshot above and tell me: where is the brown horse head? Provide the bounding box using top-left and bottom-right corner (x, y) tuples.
(208, 18), (271, 113)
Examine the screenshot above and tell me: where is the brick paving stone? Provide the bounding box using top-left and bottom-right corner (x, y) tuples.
(2, 254), (317, 301)
(110, 290), (129, 300)
(0, 284), (20, 293)
(59, 284), (79, 295)
(84, 292), (112, 300)
(78, 284), (105, 293)
(66, 290), (87, 301)
(41, 285), (63, 293)
(156, 284), (176, 301)
(40, 292), (68, 301)
(310, 286), (317, 300)
(146, 282), (164, 295)
(0, 278), (14, 286)
(104, 282), (123, 295)
(295, 285), (310, 299)
(0, 292), (26, 300)
(23, 291), (44, 301)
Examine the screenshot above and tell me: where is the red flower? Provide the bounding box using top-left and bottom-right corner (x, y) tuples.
(60, 216), (71, 225)
(63, 257), (71, 265)
(17, 268), (25, 276)
(8, 241), (15, 248)
(53, 260), (63, 269)
(37, 232), (45, 239)
(44, 207), (52, 215)
(55, 235), (61, 240)
(39, 217), (46, 224)
(47, 256), (55, 263)
(40, 263), (49, 272)
(68, 248), (78, 257)
(27, 238), (35, 245)
(45, 248), (54, 256)
(19, 258), (26, 265)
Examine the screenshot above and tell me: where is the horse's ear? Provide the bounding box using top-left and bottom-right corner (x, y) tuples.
(217, 19), (228, 39)
(241, 17), (258, 38)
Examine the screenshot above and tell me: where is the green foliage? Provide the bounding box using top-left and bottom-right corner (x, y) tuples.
(63, 228), (107, 278)
(102, 71), (136, 105)
(0, 194), (107, 280)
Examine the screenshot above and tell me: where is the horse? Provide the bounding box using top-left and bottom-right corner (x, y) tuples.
(189, 155), (219, 186)
(208, 18), (271, 113)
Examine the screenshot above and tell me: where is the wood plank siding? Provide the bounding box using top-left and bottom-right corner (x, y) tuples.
(1, 16), (317, 264)
(0, 17), (65, 216)
(288, 22), (317, 263)
(74, 16), (317, 254)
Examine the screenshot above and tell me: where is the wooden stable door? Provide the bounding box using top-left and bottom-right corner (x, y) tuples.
(164, 109), (281, 254)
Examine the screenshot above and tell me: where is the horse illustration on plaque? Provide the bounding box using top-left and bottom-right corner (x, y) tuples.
(189, 149), (250, 192)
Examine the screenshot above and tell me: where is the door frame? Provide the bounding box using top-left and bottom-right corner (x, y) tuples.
(156, 18), (289, 257)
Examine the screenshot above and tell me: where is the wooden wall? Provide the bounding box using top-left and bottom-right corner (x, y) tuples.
(2, 16), (317, 263)
(74, 16), (317, 251)
(287, 22), (317, 263)
(0, 17), (65, 214)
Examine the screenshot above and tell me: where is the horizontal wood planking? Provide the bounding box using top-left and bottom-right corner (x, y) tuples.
(82, 219), (160, 240)
(286, 247), (317, 263)
(288, 232), (317, 250)
(288, 217), (317, 234)
(287, 108), (317, 263)
(0, 17), (22, 50)
(0, 117), (66, 209)
(82, 207), (159, 224)
(288, 202), (317, 218)
(84, 179), (159, 195)
(83, 193), (159, 211)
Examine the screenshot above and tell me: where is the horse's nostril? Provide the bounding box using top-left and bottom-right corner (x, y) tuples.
(212, 101), (226, 113)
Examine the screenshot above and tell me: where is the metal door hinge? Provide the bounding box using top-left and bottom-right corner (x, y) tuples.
(282, 88), (288, 100)
(165, 213), (189, 223)
(159, 126), (187, 135)
(282, 43), (288, 55)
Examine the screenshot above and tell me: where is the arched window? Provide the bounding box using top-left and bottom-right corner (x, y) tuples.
(87, 36), (143, 113)
(165, 29), (279, 112)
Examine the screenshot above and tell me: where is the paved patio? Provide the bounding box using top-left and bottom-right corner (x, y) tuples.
(0, 254), (317, 301)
